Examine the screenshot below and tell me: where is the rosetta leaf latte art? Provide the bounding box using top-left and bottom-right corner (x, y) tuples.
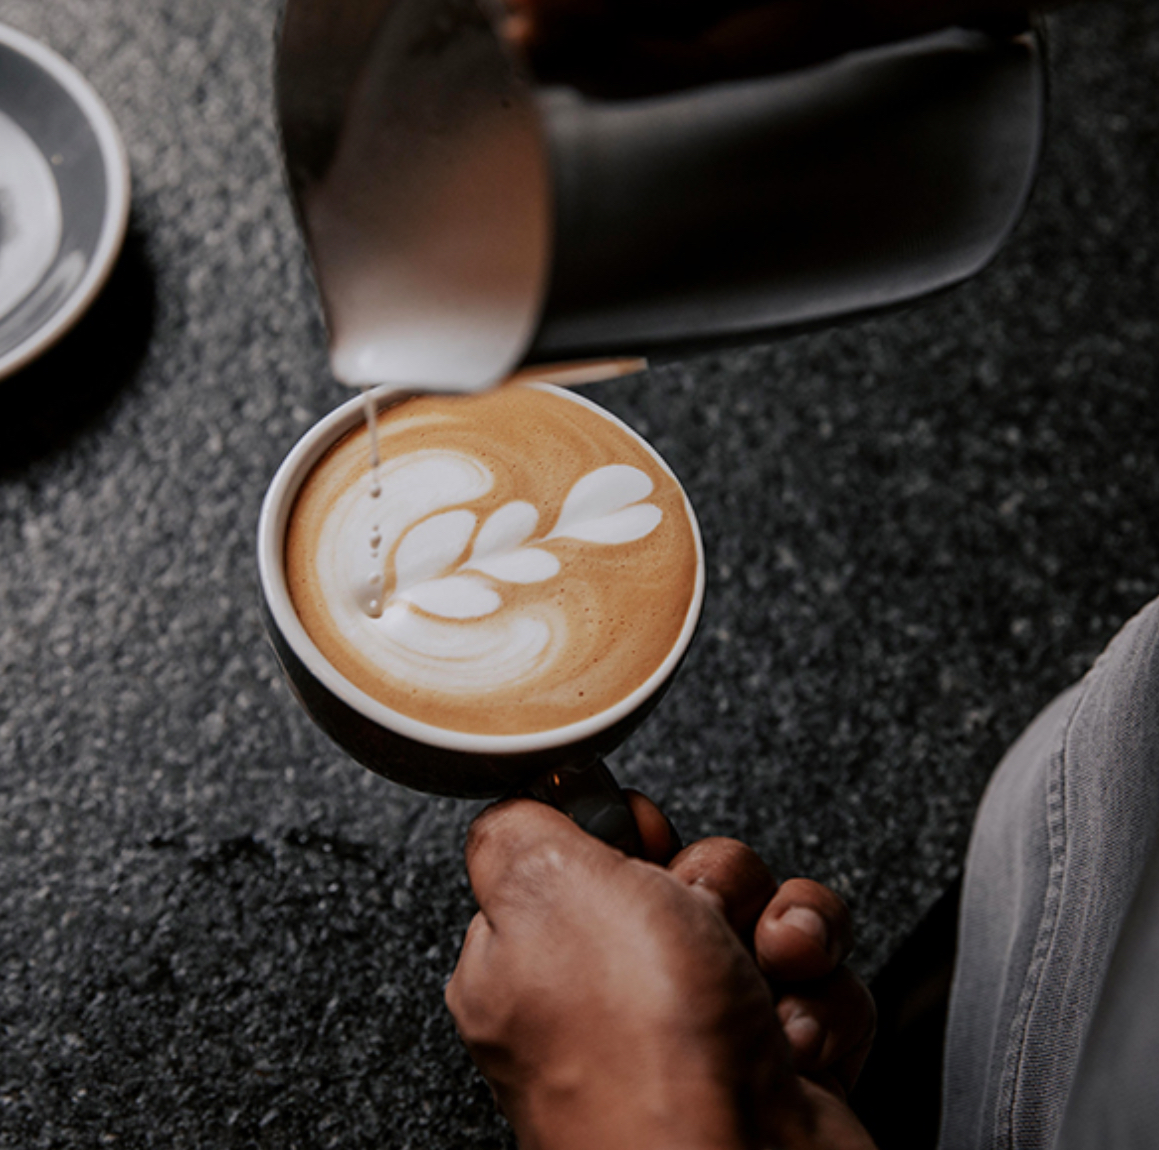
(547, 465), (661, 544)
(393, 509), (477, 590)
(402, 575), (501, 619)
(469, 500), (538, 558)
(386, 464), (662, 621)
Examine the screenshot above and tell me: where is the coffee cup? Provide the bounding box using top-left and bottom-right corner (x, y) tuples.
(257, 383), (704, 850)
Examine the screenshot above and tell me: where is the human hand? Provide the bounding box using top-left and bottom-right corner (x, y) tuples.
(502, 0), (1040, 95)
(445, 794), (877, 1150)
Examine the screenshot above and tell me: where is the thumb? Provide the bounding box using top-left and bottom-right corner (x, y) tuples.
(464, 797), (618, 919)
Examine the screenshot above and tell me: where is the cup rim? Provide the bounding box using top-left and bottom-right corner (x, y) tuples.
(257, 382), (705, 755)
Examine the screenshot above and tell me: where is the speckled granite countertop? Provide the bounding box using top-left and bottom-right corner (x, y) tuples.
(2, 1), (1158, 1145)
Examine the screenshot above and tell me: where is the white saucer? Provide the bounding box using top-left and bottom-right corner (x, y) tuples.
(0, 23), (130, 380)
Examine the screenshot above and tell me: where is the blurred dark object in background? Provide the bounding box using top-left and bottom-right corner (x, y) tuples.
(854, 878), (962, 1149)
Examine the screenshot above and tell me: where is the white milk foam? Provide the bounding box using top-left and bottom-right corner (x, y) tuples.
(315, 448), (662, 697)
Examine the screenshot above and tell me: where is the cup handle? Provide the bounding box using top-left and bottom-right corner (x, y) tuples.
(524, 757), (643, 856)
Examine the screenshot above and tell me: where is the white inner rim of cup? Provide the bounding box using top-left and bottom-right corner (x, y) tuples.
(257, 383), (706, 755)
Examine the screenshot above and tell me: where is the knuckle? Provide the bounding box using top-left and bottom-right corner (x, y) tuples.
(501, 836), (573, 900)
(674, 838), (777, 934)
(445, 958), (509, 1047)
(689, 835), (759, 865)
(676, 836), (775, 887)
(465, 801), (577, 893)
(445, 913), (497, 1035)
(464, 799), (525, 866)
(474, 828), (576, 916)
(444, 968), (466, 1020)
(448, 985), (503, 1048)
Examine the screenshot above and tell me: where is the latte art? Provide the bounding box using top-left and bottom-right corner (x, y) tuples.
(285, 386), (700, 735)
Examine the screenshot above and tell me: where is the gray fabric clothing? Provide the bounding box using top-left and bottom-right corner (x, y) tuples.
(940, 597), (1159, 1150)
(1057, 827), (1159, 1148)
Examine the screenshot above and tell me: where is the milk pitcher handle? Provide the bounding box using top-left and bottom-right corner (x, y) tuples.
(525, 758), (643, 856)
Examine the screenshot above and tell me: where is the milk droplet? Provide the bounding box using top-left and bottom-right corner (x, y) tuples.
(361, 562), (386, 617)
(364, 572), (385, 618)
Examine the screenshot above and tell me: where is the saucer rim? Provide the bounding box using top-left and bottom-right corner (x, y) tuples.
(0, 21), (131, 382)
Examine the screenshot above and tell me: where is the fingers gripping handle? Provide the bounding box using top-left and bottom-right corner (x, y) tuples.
(525, 758), (643, 856)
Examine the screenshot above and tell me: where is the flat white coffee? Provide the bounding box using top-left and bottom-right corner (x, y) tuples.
(285, 385), (699, 735)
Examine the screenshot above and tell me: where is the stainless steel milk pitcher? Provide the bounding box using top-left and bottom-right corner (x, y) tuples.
(276, 0), (1044, 391)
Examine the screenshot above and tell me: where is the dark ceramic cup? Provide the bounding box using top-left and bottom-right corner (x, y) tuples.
(257, 385), (704, 851)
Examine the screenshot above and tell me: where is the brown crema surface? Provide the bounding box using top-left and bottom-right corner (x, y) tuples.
(285, 386), (699, 735)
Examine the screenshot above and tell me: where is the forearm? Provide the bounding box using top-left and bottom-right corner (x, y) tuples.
(505, 1053), (772, 1150)
(505, 1054), (876, 1150)
(513, 1086), (876, 1150)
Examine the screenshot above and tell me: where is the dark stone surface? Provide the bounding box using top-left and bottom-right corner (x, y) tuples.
(2, 0), (1158, 1145)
